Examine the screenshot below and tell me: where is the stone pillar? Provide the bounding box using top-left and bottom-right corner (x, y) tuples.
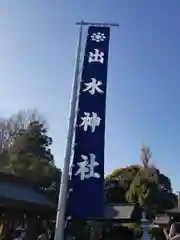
(141, 211), (149, 240)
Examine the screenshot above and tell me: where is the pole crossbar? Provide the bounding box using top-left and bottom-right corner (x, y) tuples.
(76, 21), (119, 27)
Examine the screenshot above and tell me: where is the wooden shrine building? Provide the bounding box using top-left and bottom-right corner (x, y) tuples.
(66, 203), (142, 240)
(0, 172), (56, 240)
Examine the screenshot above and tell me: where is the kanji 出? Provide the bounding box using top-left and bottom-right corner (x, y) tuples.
(88, 49), (104, 64)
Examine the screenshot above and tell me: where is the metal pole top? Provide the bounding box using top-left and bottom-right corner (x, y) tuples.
(76, 20), (119, 27)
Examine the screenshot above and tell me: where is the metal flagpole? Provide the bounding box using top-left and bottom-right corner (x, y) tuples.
(54, 21), (84, 240)
(54, 21), (119, 240)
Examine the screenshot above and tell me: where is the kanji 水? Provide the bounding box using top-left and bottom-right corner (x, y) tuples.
(83, 78), (103, 95)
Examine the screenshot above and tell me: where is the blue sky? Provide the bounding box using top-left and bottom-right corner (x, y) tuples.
(0, 0), (180, 190)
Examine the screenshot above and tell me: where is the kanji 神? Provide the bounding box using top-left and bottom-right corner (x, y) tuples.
(74, 153), (100, 180)
(88, 49), (104, 64)
(79, 112), (101, 133)
(83, 78), (103, 95)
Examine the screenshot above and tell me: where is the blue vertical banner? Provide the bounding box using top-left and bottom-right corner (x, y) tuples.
(68, 26), (110, 219)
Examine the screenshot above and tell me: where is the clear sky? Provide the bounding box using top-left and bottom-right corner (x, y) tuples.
(0, 0), (180, 190)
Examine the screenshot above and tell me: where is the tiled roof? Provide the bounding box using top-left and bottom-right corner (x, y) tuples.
(104, 203), (141, 220)
(0, 172), (55, 211)
(165, 207), (180, 215)
(154, 215), (170, 225)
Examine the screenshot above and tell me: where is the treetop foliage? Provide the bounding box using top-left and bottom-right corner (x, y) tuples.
(105, 146), (177, 214)
(0, 109), (61, 203)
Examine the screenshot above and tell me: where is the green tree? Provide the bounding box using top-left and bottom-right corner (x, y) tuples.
(126, 166), (177, 211)
(0, 109), (46, 171)
(6, 120), (61, 202)
(105, 146), (177, 213)
(105, 165), (140, 203)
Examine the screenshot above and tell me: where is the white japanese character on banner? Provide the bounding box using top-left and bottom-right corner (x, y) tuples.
(74, 153), (100, 180)
(88, 49), (104, 64)
(79, 112), (101, 133)
(83, 78), (103, 95)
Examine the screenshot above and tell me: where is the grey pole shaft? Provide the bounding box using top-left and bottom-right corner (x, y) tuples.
(54, 22), (83, 240)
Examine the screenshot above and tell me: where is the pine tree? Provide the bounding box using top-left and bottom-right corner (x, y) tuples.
(7, 121), (57, 186)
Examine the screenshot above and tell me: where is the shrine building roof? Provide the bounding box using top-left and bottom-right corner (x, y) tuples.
(0, 172), (56, 214)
